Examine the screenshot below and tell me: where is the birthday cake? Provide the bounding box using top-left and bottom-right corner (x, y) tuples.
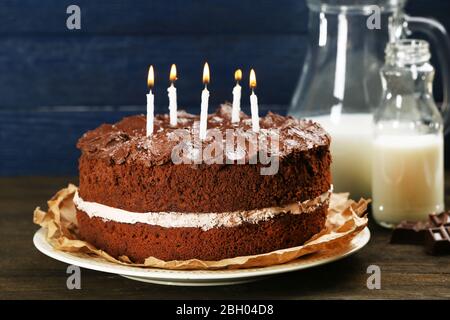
(75, 104), (332, 262)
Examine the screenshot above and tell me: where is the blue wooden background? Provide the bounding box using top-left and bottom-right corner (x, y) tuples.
(1, 0), (450, 175)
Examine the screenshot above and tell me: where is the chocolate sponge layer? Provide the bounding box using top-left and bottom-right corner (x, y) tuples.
(76, 203), (327, 262)
(78, 147), (331, 213)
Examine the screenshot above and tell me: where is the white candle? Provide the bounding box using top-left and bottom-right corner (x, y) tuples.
(249, 69), (259, 132)
(146, 92), (154, 137)
(200, 62), (210, 140)
(232, 69), (242, 123)
(200, 87), (209, 140)
(146, 65), (155, 137)
(167, 64), (178, 126)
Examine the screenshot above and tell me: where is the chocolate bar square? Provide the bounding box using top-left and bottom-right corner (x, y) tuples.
(390, 220), (431, 245)
(425, 226), (450, 255)
(429, 211), (450, 227)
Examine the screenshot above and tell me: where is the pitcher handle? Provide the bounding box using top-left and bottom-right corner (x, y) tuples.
(404, 15), (450, 134)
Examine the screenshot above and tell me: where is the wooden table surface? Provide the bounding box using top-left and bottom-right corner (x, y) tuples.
(1, 176), (450, 299)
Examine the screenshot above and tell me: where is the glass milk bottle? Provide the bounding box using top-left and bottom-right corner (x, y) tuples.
(372, 40), (445, 228)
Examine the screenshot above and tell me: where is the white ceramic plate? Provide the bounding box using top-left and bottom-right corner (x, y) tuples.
(33, 227), (370, 286)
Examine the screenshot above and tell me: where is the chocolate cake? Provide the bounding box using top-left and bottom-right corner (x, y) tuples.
(75, 104), (332, 262)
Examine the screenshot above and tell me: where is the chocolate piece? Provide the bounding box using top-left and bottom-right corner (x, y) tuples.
(390, 220), (431, 245)
(390, 212), (450, 245)
(429, 211), (450, 227)
(425, 226), (450, 255)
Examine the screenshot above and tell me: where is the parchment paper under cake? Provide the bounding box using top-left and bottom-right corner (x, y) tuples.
(33, 184), (369, 270)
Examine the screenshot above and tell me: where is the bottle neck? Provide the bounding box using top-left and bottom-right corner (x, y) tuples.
(382, 40), (435, 96)
(385, 39), (431, 66)
(375, 39), (444, 135)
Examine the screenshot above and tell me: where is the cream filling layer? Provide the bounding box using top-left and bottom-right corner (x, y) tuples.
(73, 191), (330, 231)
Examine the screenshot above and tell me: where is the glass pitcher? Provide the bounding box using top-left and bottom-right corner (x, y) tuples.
(288, 0), (450, 199)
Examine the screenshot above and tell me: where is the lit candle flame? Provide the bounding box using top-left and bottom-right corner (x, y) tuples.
(234, 69), (242, 82)
(249, 69), (256, 90)
(203, 62), (210, 85)
(170, 64), (177, 82)
(147, 65), (154, 89)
